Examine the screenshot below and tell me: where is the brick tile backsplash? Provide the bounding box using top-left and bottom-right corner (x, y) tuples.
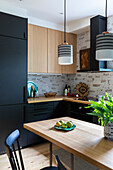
(67, 72), (113, 98)
(28, 74), (68, 96)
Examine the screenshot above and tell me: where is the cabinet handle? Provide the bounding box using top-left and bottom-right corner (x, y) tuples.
(33, 112), (48, 116)
(34, 108), (48, 111)
(23, 86), (26, 103)
(24, 32), (26, 39)
(23, 105), (26, 122)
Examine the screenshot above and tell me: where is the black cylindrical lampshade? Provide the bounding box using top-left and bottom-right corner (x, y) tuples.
(58, 44), (73, 65)
(96, 33), (113, 61)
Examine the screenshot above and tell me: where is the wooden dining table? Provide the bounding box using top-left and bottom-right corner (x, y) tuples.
(24, 117), (113, 170)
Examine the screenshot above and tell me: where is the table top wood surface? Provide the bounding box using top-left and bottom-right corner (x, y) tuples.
(24, 117), (113, 170)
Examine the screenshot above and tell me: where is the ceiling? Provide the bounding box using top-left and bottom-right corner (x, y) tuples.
(0, 0), (113, 26)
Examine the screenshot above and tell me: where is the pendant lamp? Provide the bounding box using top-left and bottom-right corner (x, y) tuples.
(58, 0), (73, 65)
(96, 0), (113, 61)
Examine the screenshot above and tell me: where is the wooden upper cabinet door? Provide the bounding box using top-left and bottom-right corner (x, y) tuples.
(48, 29), (63, 73)
(28, 24), (48, 73)
(61, 33), (77, 74)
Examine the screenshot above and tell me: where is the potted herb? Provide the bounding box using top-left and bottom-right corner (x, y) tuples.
(86, 93), (113, 139)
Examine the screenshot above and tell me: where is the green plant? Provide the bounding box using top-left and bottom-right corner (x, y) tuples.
(85, 93), (113, 126)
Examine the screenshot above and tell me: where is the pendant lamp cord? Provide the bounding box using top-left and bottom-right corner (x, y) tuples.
(105, 0), (107, 31)
(64, 0), (66, 43)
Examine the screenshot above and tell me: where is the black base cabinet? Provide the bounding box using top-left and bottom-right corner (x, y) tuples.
(69, 102), (98, 124)
(25, 102), (54, 146)
(25, 101), (69, 146)
(53, 101), (69, 118)
(0, 104), (27, 154)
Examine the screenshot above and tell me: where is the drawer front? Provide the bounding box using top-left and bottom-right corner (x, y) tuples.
(71, 111), (93, 123)
(25, 102), (54, 122)
(71, 103), (91, 114)
(26, 102), (53, 113)
(25, 111), (53, 122)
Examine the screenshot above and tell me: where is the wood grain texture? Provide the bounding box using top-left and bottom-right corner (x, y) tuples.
(28, 24), (48, 73)
(24, 117), (113, 170)
(27, 96), (91, 105)
(28, 25), (77, 74)
(48, 29), (63, 73)
(0, 143), (59, 170)
(61, 33), (77, 74)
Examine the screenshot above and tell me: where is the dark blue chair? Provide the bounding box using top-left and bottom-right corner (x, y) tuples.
(5, 129), (67, 170)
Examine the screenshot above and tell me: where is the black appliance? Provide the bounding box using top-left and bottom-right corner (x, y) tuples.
(0, 12), (27, 154)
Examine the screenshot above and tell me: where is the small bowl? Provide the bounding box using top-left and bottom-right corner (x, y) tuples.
(44, 92), (57, 97)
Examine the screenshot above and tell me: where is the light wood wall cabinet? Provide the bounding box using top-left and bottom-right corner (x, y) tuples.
(48, 29), (63, 73)
(28, 24), (77, 74)
(28, 24), (48, 73)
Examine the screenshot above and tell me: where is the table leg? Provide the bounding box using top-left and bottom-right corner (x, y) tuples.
(71, 153), (74, 170)
(50, 142), (52, 166)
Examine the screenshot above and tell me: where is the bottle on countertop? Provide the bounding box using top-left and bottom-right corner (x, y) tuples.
(67, 85), (71, 94)
(30, 86), (34, 98)
(64, 84), (68, 96)
(33, 88), (36, 98)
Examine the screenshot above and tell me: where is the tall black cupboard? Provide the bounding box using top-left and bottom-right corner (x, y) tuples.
(0, 12), (27, 154)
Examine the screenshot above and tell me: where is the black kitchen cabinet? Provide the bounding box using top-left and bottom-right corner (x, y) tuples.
(69, 102), (98, 124)
(0, 104), (27, 154)
(90, 15), (107, 71)
(0, 36), (27, 105)
(25, 102), (54, 122)
(25, 101), (70, 146)
(53, 101), (69, 118)
(0, 12), (27, 155)
(0, 12), (27, 39)
(25, 102), (54, 145)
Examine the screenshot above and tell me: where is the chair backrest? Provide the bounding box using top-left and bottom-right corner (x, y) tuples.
(55, 155), (67, 170)
(5, 129), (25, 170)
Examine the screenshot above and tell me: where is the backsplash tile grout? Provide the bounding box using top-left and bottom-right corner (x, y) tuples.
(28, 74), (68, 96)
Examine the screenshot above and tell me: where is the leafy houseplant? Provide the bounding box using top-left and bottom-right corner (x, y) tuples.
(86, 93), (113, 139)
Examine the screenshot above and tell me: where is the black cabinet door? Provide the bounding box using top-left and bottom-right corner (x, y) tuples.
(25, 102), (54, 122)
(0, 105), (27, 154)
(0, 12), (27, 39)
(53, 101), (70, 118)
(70, 103), (96, 123)
(0, 36), (27, 105)
(25, 102), (54, 146)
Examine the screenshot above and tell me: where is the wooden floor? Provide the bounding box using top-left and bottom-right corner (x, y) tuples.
(0, 143), (59, 170)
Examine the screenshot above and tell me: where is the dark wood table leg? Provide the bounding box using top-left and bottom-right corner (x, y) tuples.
(50, 142), (52, 166)
(71, 153), (74, 170)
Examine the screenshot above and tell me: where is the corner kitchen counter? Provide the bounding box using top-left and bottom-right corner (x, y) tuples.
(27, 96), (91, 105)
